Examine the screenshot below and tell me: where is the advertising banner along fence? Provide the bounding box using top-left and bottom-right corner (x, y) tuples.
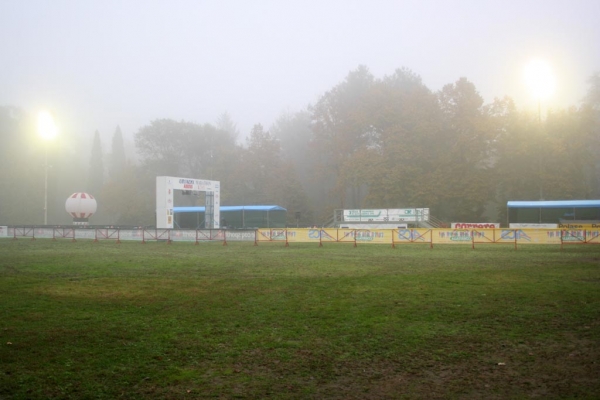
(254, 228), (600, 248)
(341, 209), (429, 222)
(5, 227), (600, 248)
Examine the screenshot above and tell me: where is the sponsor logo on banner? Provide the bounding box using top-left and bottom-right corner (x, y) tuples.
(261, 230), (296, 239)
(560, 230), (585, 242)
(176, 178), (219, 191)
(438, 230), (472, 241)
(341, 223), (408, 229)
(451, 222), (499, 229)
(559, 229), (600, 241)
(501, 229), (532, 241)
(558, 223), (600, 229)
(272, 229), (286, 239)
(397, 229), (427, 241)
(354, 231), (385, 241)
(345, 209), (382, 219)
(510, 223), (558, 229)
(343, 208), (429, 222)
(225, 231), (255, 240)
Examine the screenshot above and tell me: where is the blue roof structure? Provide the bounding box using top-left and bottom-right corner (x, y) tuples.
(507, 200), (600, 208)
(173, 205), (287, 213)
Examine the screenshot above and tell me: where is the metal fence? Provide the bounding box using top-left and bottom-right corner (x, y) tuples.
(3, 226), (599, 249)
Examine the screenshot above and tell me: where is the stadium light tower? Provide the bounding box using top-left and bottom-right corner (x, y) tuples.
(524, 58), (556, 123)
(38, 111), (58, 225)
(524, 59), (556, 202)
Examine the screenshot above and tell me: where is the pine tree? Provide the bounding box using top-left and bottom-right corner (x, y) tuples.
(216, 112), (239, 141)
(109, 125), (126, 181)
(87, 130), (104, 196)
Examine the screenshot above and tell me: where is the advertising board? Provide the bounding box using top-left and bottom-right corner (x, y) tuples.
(452, 223), (500, 229)
(343, 209), (429, 222)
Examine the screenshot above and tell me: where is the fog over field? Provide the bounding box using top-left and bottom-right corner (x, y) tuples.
(2, 0), (598, 141)
(0, 0), (599, 226)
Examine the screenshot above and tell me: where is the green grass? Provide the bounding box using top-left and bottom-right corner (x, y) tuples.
(1, 239), (599, 399)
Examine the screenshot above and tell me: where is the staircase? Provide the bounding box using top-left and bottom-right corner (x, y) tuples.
(417, 215), (447, 229)
(321, 215), (336, 228)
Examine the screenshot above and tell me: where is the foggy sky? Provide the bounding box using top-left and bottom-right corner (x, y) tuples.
(1, 0), (599, 148)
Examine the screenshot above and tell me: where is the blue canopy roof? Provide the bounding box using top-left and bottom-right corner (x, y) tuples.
(173, 205), (287, 213)
(507, 200), (600, 209)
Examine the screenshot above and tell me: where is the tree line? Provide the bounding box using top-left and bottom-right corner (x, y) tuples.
(1, 66), (599, 226)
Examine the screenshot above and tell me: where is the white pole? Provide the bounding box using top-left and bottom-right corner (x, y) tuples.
(44, 146), (48, 225)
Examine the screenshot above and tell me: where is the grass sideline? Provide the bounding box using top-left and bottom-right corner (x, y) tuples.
(0, 240), (599, 399)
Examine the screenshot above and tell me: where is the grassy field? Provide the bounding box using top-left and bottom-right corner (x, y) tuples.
(0, 239), (599, 399)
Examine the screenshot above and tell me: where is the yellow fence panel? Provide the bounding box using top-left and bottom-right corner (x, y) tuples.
(393, 229), (433, 247)
(432, 229), (472, 245)
(352, 229), (391, 244)
(560, 229), (600, 246)
(324, 229), (353, 242)
(255, 228), (600, 247)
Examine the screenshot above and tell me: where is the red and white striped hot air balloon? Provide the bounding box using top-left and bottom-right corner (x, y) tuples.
(65, 192), (98, 225)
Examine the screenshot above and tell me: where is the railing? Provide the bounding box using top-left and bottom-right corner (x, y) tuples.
(418, 215), (447, 228)
(321, 215), (336, 228)
(5, 227), (256, 244)
(560, 229), (600, 249)
(255, 228), (600, 249)
(432, 215), (448, 228)
(392, 229), (433, 248)
(4, 227), (600, 249)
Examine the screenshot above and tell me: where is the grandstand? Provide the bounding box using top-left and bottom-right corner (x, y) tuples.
(173, 205), (287, 229)
(507, 200), (600, 226)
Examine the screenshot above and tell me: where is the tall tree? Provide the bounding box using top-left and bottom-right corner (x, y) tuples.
(87, 130), (104, 196)
(99, 125), (149, 225)
(101, 163), (154, 225)
(584, 73), (600, 110)
(310, 65), (376, 213)
(227, 124), (281, 204)
(216, 112), (240, 142)
(543, 109), (596, 199)
(271, 110), (312, 179)
(492, 78), (600, 223)
(228, 124), (312, 224)
(135, 119), (237, 179)
(432, 78), (495, 221)
(253, 123), (311, 225)
(362, 68), (443, 209)
(581, 73), (600, 197)
(108, 125), (127, 182)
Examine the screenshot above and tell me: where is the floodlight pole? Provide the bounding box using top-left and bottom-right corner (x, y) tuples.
(538, 97), (544, 205)
(44, 145), (49, 225)
(38, 111), (57, 225)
